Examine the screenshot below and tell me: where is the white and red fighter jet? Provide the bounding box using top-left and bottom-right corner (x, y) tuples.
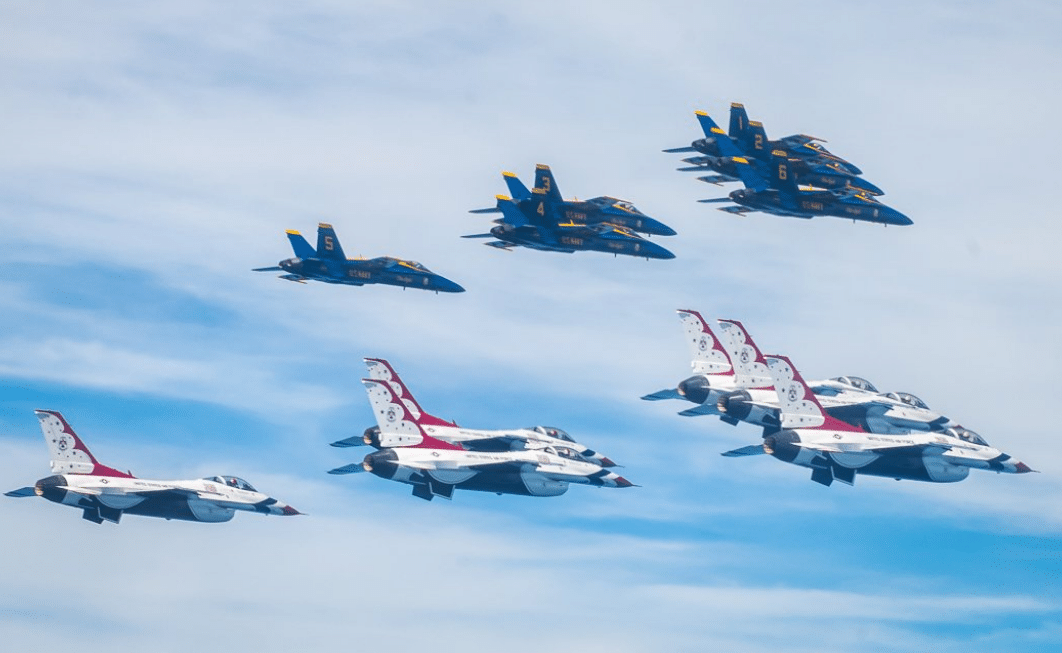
(6, 410), (301, 524)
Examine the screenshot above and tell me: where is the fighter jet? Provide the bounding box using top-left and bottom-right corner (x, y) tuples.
(329, 358), (617, 467)
(728, 102), (863, 176)
(702, 150), (912, 225)
(471, 166), (676, 236)
(328, 379), (633, 501)
(464, 192), (675, 259)
(254, 222), (464, 292)
(665, 110), (884, 196)
(5, 410), (301, 524)
(644, 310), (951, 434)
(721, 355), (1033, 486)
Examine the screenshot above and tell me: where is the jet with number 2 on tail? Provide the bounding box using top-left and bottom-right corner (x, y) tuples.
(665, 110), (884, 196)
(5, 410), (301, 524)
(720, 355), (1033, 487)
(727, 102), (863, 176)
(254, 222), (464, 292)
(328, 379), (633, 501)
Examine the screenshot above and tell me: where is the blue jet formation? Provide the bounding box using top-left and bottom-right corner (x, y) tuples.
(465, 165), (676, 259)
(666, 104), (911, 226)
(254, 223), (465, 293)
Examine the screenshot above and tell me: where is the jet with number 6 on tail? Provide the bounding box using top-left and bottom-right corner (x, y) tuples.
(254, 222), (464, 292)
(6, 410), (301, 524)
(720, 355), (1033, 487)
(702, 150), (912, 225)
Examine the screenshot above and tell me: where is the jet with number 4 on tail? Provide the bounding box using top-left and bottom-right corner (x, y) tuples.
(665, 110), (884, 196)
(328, 379), (633, 501)
(329, 358), (617, 467)
(701, 150), (912, 225)
(471, 166), (676, 236)
(5, 410), (301, 524)
(720, 355), (1033, 487)
(254, 222), (464, 292)
(465, 189), (675, 259)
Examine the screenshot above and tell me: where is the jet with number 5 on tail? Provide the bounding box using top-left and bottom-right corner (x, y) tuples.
(5, 410), (301, 524)
(665, 110), (884, 196)
(328, 379), (633, 501)
(720, 355), (1033, 487)
(702, 150), (912, 225)
(465, 191), (675, 259)
(254, 222), (464, 292)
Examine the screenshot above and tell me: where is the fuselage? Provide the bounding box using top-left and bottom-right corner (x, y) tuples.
(30, 474), (298, 523)
(278, 256), (464, 292)
(728, 187), (911, 225)
(360, 446), (630, 498)
(488, 223), (675, 259)
(763, 427), (1029, 484)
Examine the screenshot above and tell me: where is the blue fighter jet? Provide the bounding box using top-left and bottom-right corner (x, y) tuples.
(464, 193), (675, 259)
(254, 223), (465, 292)
(471, 165), (676, 237)
(665, 111), (884, 196)
(702, 150), (912, 226)
(728, 103), (863, 176)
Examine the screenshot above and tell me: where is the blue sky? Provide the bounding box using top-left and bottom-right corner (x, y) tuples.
(2, 2), (1061, 651)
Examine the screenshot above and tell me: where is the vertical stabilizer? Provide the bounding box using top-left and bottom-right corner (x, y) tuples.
(502, 171), (532, 201)
(35, 410), (134, 478)
(695, 111), (744, 159)
(768, 149), (799, 194)
(286, 230), (316, 259)
(361, 380), (463, 450)
(533, 164), (563, 204)
(729, 102), (751, 142)
(716, 320), (773, 388)
(676, 309), (733, 375)
(764, 356), (862, 432)
(363, 358), (457, 427)
(316, 223), (347, 260)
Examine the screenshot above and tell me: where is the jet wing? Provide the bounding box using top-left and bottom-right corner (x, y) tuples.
(5, 487), (36, 498)
(797, 440), (951, 455)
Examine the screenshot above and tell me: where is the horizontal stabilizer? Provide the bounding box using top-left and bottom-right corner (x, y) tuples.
(469, 207), (502, 214)
(717, 205), (752, 215)
(721, 444), (766, 457)
(252, 266), (283, 272)
(484, 241), (513, 250)
(697, 197), (733, 203)
(462, 233), (495, 238)
(641, 388), (682, 401)
(328, 463), (367, 475)
(279, 274), (308, 284)
(5, 487), (35, 498)
(677, 165), (709, 172)
(330, 436), (367, 448)
(679, 403), (719, 417)
(698, 175), (739, 185)
(663, 146), (698, 153)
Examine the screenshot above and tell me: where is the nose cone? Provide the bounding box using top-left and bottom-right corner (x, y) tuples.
(364, 449), (399, 479)
(598, 456), (618, 468)
(641, 240), (676, 260)
(431, 276), (465, 293)
(633, 216), (677, 237)
(884, 207), (913, 226)
(611, 475), (635, 488)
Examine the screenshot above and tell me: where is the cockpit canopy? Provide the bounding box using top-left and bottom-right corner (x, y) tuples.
(529, 426), (574, 442)
(831, 376), (879, 393)
(206, 476), (257, 492)
(542, 445), (585, 461)
(885, 392), (930, 410)
(945, 427), (988, 446)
